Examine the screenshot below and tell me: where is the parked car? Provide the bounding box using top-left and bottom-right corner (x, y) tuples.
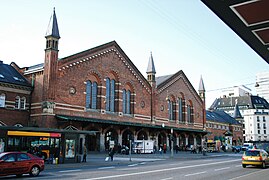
(241, 143), (253, 151)
(242, 149), (269, 168)
(0, 152), (45, 177)
(121, 145), (129, 155)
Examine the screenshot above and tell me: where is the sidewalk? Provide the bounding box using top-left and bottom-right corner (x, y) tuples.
(45, 151), (242, 170)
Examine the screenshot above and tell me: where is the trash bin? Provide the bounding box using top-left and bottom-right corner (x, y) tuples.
(76, 155), (81, 163)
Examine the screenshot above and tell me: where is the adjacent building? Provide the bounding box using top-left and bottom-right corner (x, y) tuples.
(210, 95), (269, 143)
(256, 71), (269, 103)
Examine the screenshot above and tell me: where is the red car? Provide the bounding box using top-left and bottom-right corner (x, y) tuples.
(0, 152), (44, 177)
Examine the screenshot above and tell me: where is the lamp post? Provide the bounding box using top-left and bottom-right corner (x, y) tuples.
(128, 134), (132, 161)
(171, 128), (174, 158)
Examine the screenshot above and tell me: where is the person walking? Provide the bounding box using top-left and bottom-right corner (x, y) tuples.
(109, 147), (115, 161)
(82, 144), (87, 162)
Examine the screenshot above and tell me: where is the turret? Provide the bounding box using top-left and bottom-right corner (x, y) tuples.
(146, 52), (156, 87)
(43, 8), (60, 100)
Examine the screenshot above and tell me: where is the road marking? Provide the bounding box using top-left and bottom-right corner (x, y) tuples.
(228, 169), (267, 180)
(59, 169), (82, 173)
(140, 162), (146, 165)
(185, 171), (207, 177)
(81, 159), (240, 180)
(98, 166), (115, 170)
(234, 165), (242, 167)
(128, 164), (138, 167)
(214, 167), (230, 171)
(118, 167), (138, 171)
(168, 163), (183, 166)
(161, 177), (173, 180)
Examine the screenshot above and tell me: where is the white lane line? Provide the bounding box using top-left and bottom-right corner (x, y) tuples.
(229, 169), (267, 180)
(140, 162), (146, 165)
(81, 159), (240, 180)
(168, 163), (183, 166)
(59, 169), (82, 173)
(235, 165), (242, 167)
(185, 171), (207, 177)
(214, 167), (230, 171)
(98, 166), (115, 170)
(161, 177), (173, 180)
(118, 167), (138, 171)
(128, 164), (138, 167)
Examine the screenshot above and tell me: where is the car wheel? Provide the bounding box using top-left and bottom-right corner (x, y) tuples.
(242, 164), (246, 168)
(29, 166), (40, 177)
(262, 162), (266, 169)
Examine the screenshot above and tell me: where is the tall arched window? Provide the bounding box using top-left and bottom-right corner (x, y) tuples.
(122, 89), (131, 114)
(85, 80), (98, 109)
(15, 96), (20, 109)
(178, 98), (183, 122)
(168, 100), (175, 120)
(187, 103), (194, 123)
(106, 78), (115, 112)
(187, 105), (191, 123)
(0, 94), (5, 108)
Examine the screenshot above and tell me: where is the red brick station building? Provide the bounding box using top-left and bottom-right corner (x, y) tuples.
(0, 9), (208, 162)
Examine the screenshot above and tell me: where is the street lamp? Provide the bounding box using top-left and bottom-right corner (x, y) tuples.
(171, 128), (174, 158)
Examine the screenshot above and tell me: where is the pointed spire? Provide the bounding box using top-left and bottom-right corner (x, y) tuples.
(233, 99), (243, 119)
(146, 52), (156, 74)
(198, 75), (205, 92)
(46, 7), (60, 38)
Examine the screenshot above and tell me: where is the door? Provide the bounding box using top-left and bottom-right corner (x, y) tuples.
(0, 153), (17, 175)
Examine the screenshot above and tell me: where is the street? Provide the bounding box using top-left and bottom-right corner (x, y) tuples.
(1, 152), (269, 180)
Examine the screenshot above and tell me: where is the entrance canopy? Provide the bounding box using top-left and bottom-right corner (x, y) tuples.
(202, 0), (269, 64)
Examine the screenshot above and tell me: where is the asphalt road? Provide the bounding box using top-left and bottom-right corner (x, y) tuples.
(1, 153), (269, 180)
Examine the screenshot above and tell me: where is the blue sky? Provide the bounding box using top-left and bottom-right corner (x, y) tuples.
(0, 0), (268, 108)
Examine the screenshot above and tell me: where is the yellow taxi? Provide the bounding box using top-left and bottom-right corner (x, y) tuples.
(242, 149), (269, 168)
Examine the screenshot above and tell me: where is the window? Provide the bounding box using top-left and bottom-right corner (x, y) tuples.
(264, 130), (266, 134)
(20, 97), (26, 109)
(258, 130), (260, 134)
(122, 89), (131, 114)
(0, 94), (5, 108)
(187, 103), (194, 123)
(15, 96), (20, 109)
(85, 80), (98, 109)
(17, 153), (30, 161)
(263, 116), (266, 122)
(257, 116), (260, 122)
(105, 78), (115, 112)
(258, 123), (260, 129)
(168, 100), (175, 120)
(264, 123), (266, 129)
(178, 98), (185, 122)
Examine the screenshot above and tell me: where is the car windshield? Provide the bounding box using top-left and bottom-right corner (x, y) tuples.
(0, 153), (7, 159)
(245, 150), (260, 156)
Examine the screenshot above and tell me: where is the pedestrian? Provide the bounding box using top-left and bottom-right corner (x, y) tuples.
(82, 144), (87, 162)
(163, 144), (167, 154)
(109, 147), (115, 161)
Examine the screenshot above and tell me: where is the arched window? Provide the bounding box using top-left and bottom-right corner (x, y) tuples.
(20, 97), (26, 110)
(85, 80), (98, 109)
(178, 98), (183, 122)
(187, 104), (194, 123)
(0, 93), (5, 108)
(126, 90), (131, 114)
(15, 96), (20, 109)
(187, 105), (191, 123)
(168, 100), (175, 120)
(106, 78), (115, 112)
(122, 89), (131, 114)
(122, 89), (126, 114)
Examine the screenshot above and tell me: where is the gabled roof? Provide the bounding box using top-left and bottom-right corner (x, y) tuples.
(210, 95), (269, 110)
(58, 41), (151, 91)
(0, 61), (31, 87)
(45, 8), (60, 38)
(156, 70), (203, 104)
(206, 110), (240, 125)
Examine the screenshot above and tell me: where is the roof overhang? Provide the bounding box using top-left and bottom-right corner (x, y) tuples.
(202, 0), (269, 64)
(56, 114), (208, 134)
